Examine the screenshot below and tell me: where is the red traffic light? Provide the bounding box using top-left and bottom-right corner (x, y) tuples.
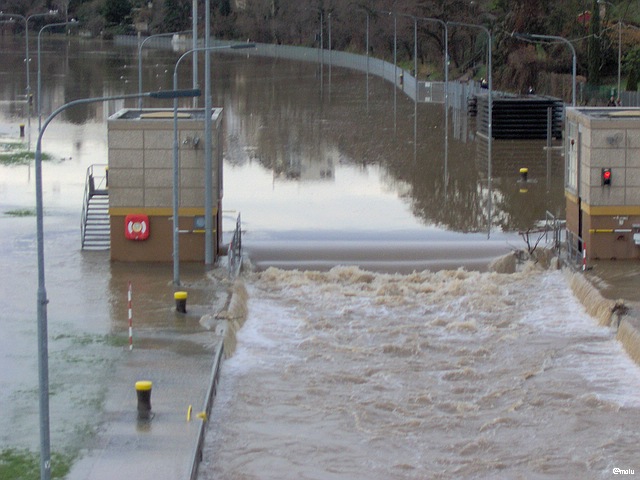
(602, 168), (612, 185)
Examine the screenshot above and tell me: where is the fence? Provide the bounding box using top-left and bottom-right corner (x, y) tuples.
(114, 35), (446, 104)
(564, 229), (586, 271)
(227, 213), (242, 278)
(116, 34), (640, 107)
(579, 82), (640, 106)
(188, 341), (224, 480)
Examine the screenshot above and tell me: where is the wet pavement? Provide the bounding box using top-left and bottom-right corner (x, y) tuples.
(65, 340), (220, 480)
(65, 286), (230, 480)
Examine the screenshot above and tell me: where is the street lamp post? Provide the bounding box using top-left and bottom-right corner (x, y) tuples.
(34, 87), (200, 480)
(616, 20), (621, 98)
(365, 11), (369, 77)
(598, 0), (622, 98)
(192, 0), (198, 106)
(354, 7), (371, 99)
(137, 30), (191, 109)
(0, 10), (58, 141)
(38, 20), (79, 130)
(415, 15), (449, 183)
(395, 14), (448, 104)
(512, 32), (577, 107)
(448, 20), (493, 236)
(171, 43), (255, 285)
(204, 0), (213, 265)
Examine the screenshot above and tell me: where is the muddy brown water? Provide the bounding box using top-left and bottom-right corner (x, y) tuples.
(0, 36), (637, 479)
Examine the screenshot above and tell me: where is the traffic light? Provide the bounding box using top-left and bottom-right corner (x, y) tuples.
(602, 168), (612, 186)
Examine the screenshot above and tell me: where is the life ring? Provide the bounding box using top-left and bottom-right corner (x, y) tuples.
(125, 214), (150, 241)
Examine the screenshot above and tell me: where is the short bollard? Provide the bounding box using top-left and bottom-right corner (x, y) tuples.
(135, 380), (153, 420)
(174, 291), (188, 313)
(519, 167), (528, 183)
(19, 124), (25, 137)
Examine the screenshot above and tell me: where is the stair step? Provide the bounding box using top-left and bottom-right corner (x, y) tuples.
(82, 178), (110, 251)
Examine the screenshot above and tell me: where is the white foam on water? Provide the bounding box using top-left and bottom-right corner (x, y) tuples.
(202, 266), (640, 480)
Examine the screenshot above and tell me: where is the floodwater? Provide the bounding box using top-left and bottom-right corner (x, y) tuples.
(200, 267), (640, 479)
(0, 34), (637, 479)
(217, 55), (565, 271)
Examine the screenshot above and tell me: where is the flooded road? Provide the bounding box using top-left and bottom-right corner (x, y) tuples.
(0, 35), (637, 479)
(215, 55), (564, 271)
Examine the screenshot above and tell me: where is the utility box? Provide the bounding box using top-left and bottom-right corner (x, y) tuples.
(107, 108), (223, 262)
(565, 108), (640, 260)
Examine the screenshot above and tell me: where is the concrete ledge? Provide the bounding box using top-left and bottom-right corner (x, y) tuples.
(491, 250), (640, 368)
(617, 316), (640, 365)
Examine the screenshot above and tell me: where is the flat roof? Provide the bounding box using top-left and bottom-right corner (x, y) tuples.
(109, 109), (211, 121)
(568, 107), (640, 120)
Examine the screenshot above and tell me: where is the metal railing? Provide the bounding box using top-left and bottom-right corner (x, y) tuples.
(80, 163), (108, 248)
(188, 341), (224, 480)
(564, 228), (585, 271)
(227, 213), (242, 278)
(543, 210), (565, 252)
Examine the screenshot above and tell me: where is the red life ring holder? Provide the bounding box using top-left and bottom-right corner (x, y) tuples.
(125, 214), (150, 241)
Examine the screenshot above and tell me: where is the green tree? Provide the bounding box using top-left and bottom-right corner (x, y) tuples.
(213, 0), (231, 16)
(162, 0), (190, 32)
(102, 0), (132, 25)
(587, 0), (601, 84)
(623, 46), (640, 91)
(76, 0), (105, 36)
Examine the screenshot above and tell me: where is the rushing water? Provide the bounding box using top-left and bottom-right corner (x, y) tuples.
(200, 266), (640, 479)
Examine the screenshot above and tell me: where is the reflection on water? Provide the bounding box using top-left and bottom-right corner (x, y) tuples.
(0, 36), (566, 244)
(212, 55), (565, 270)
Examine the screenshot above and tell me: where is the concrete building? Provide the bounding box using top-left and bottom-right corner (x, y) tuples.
(106, 108), (223, 262)
(565, 108), (640, 260)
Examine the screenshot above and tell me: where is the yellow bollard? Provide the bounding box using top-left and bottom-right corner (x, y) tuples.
(174, 291), (188, 313)
(19, 124), (25, 137)
(135, 380), (153, 420)
(519, 167), (528, 183)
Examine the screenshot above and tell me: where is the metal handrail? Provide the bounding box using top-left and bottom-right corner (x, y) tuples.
(80, 163), (108, 248)
(564, 229), (585, 271)
(227, 213), (242, 277)
(544, 210), (565, 252)
(188, 340), (224, 480)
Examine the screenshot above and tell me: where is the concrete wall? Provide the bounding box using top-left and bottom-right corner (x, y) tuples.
(107, 108), (223, 262)
(565, 108), (640, 259)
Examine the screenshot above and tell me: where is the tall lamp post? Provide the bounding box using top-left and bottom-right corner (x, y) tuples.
(171, 43), (255, 285)
(396, 14), (449, 116)
(137, 30), (191, 109)
(448, 20), (493, 236)
(353, 7), (371, 100)
(38, 20), (79, 130)
(512, 32), (577, 107)
(416, 16), (448, 106)
(0, 10), (58, 140)
(598, 0), (622, 98)
(204, 0), (213, 264)
(35, 88), (200, 480)
(416, 16), (449, 185)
